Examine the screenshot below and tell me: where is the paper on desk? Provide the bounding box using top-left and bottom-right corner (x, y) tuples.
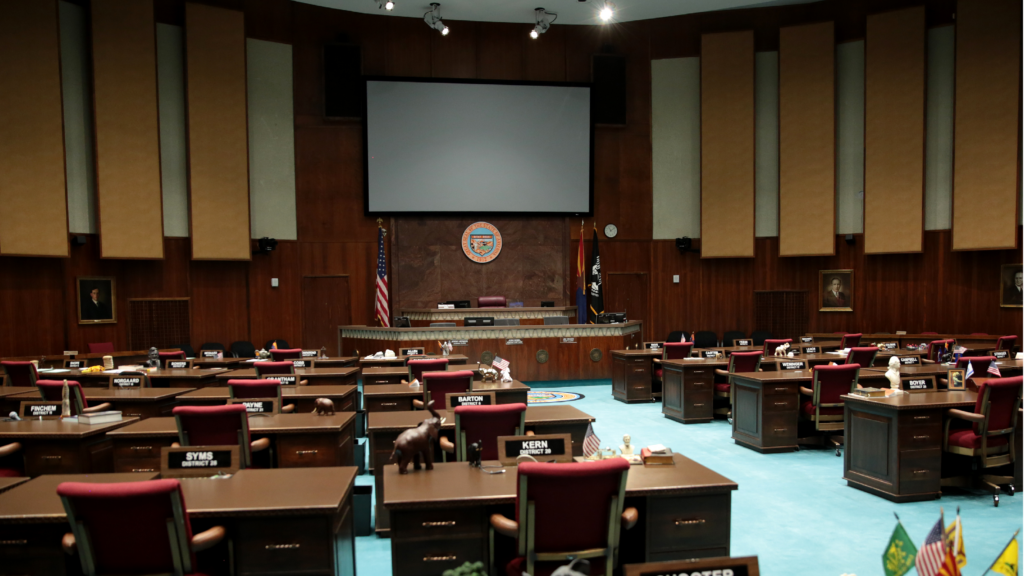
(40, 368), (70, 373)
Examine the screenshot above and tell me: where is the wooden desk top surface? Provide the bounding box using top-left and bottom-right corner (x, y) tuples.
(346, 321), (642, 335)
(179, 385), (356, 400)
(383, 454), (737, 510)
(362, 364), (483, 376)
(0, 417), (139, 439)
(363, 380), (529, 397)
(661, 358), (729, 368)
(0, 477), (28, 494)
(0, 387), (40, 399)
(217, 366), (360, 379)
(191, 358), (246, 366)
(611, 349), (662, 357)
(359, 354), (469, 365)
(0, 473), (160, 523)
(56, 368), (230, 380)
(400, 306), (578, 314)
(11, 388), (197, 403)
(368, 405), (593, 432)
(105, 413), (355, 437)
(862, 364), (954, 377)
(842, 390), (978, 410)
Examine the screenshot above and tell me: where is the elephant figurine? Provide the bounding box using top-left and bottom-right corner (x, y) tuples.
(390, 401), (443, 474)
(312, 398), (335, 416)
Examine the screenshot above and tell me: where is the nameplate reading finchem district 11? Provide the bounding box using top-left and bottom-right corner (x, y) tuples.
(506, 339), (523, 346)
(21, 402), (61, 419)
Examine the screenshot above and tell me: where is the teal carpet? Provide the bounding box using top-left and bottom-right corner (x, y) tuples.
(355, 380), (1023, 575)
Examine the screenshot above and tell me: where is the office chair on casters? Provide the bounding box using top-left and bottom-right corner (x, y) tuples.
(37, 380), (111, 416)
(665, 330), (688, 343)
(264, 340), (291, 350)
(0, 442), (23, 478)
(407, 358), (448, 385)
(750, 331), (773, 346)
(412, 370), (473, 409)
(723, 330), (746, 346)
(158, 351), (186, 361)
(172, 404), (269, 469)
(799, 364), (859, 456)
(653, 342), (694, 387)
(995, 335), (1017, 354)
(942, 376), (1021, 506)
(955, 356), (997, 387)
(445, 403), (528, 462)
(489, 458), (638, 576)
(230, 341), (257, 358)
(693, 331), (718, 349)
(58, 478), (225, 576)
(845, 347), (879, 369)
(228, 379), (295, 413)
(269, 348), (303, 361)
(839, 333), (862, 348)
(714, 351), (762, 421)
(1, 361), (38, 387)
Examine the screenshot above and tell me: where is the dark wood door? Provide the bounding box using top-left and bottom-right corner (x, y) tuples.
(605, 272), (648, 341)
(301, 276), (351, 352)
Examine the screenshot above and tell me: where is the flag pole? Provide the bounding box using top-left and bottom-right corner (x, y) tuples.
(980, 528), (1020, 576)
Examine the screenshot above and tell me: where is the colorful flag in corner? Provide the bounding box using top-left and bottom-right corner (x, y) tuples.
(576, 223), (587, 325)
(882, 521), (917, 576)
(944, 512), (966, 569)
(988, 534), (1019, 576)
(271, 341), (278, 350)
(375, 225), (391, 327)
(938, 546), (961, 576)
(582, 423), (600, 457)
(916, 515), (947, 576)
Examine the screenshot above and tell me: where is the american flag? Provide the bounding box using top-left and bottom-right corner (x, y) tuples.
(583, 423), (600, 457)
(491, 356), (510, 371)
(988, 361), (1002, 377)
(375, 226), (390, 327)
(916, 516), (947, 576)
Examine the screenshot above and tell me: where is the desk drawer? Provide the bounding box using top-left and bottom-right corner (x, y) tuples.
(647, 494), (730, 553)
(25, 443), (83, 475)
(392, 536), (485, 576)
(765, 384), (798, 396)
(392, 507), (483, 539)
(0, 525), (67, 576)
(113, 439), (174, 473)
(685, 391), (713, 416)
(365, 397), (413, 412)
(365, 375), (405, 386)
(235, 516), (335, 576)
(277, 432), (348, 468)
(684, 379), (712, 393)
(764, 395), (797, 412)
(899, 449), (941, 494)
(900, 411), (942, 427)
(762, 412), (797, 439)
(898, 425), (942, 450)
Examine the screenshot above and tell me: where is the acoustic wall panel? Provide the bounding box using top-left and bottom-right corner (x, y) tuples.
(754, 52), (779, 238)
(700, 31), (755, 258)
(864, 7), (925, 254)
(91, 0), (164, 259)
(0, 0), (68, 257)
(924, 26), (954, 231)
(952, 0), (1021, 250)
(651, 57), (701, 240)
(185, 3), (250, 260)
(157, 23), (189, 238)
(60, 0), (97, 235)
(779, 22), (834, 256)
(836, 41), (864, 235)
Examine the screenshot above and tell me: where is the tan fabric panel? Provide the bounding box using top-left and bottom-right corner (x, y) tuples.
(952, 0), (1021, 250)
(864, 7), (925, 254)
(185, 3), (251, 260)
(0, 0), (68, 257)
(701, 31), (755, 258)
(779, 22), (835, 256)
(91, 0), (164, 259)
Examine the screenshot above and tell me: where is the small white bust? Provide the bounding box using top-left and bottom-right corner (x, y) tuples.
(619, 434), (633, 456)
(500, 367), (512, 383)
(885, 355), (903, 393)
(384, 349), (396, 359)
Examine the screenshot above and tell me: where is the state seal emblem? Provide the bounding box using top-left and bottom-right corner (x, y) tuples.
(462, 222), (502, 264)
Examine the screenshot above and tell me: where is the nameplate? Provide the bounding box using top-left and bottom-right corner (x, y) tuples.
(882, 342), (898, 349)
(802, 346), (819, 354)
(21, 401), (61, 419)
(302, 350), (319, 358)
(703, 350), (719, 358)
(202, 350), (223, 359)
(561, 338), (577, 344)
(445, 391), (496, 409)
(800, 337), (814, 343)
(166, 359), (193, 369)
(780, 361), (806, 370)
(229, 398), (278, 414)
(497, 433), (573, 465)
(401, 348), (424, 356)
(508, 302), (524, 308)
(292, 360), (309, 368)
(111, 376), (142, 388)
(267, 375), (297, 385)
(644, 342), (663, 350)
(733, 339), (752, 346)
(64, 351), (78, 356)
(450, 339), (469, 347)
(65, 360), (87, 369)
(506, 339), (524, 346)
(623, 556), (758, 576)
(947, 369), (966, 390)
(438, 304), (455, 309)
(993, 350), (1009, 359)
(898, 356), (920, 366)
(161, 445), (240, 479)
(902, 376), (936, 392)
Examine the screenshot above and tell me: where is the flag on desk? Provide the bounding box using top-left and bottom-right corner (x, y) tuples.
(375, 225), (391, 327)
(965, 362), (975, 381)
(588, 226), (603, 323)
(882, 519), (917, 576)
(492, 356), (510, 371)
(575, 222), (587, 325)
(988, 361), (1002, 377)
(916, 514), (948, 576)
(582, 423), (600, 457)
(943, 510), (966, 570)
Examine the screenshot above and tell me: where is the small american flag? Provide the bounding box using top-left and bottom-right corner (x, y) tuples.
(916, 516), (947, 576)
(582, 423), (601, 457)
(375, 226), (390, 327)
(491, 356), (510, 371)
(953, 345), (967, 355)
(988, 361), (1002, 377)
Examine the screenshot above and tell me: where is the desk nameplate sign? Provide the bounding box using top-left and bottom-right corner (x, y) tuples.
(497, 433), (573, 465)
(166, 359), (193, 369)
(902, 375), (936, 392)
(438, 304), (455, 309)
(733, 339), (752, 346)
(643, 342), (663, 350)
(64, 360), (87, 369)
(802, 346), (819, 354)
(445, 391), (496, 409)
(267, 375), (298, 385)
(779, 360), (806, 370)
(161, 445), (240, 479)
(881, 342), (898, 349)
(202, 350), (223, 359)
(110, 375), (143, 389)
(623, 555), (759, 576)
(20, 401), (62, 420)
(401, 348), (424, 356)
(702, 350), (719, 358)
(64, 351), (78, 356)
(301, 350), (319, 358)
(993, 350), (1009, 359)
(800, 337), (814, 343)
(898, 356), (920, 366)
(229, 398), (279, 414)
(506, 339), (523, 346)
(451, 339), (469, 347)
(292, 360), (310, 368)
(561, 338), (577, 344)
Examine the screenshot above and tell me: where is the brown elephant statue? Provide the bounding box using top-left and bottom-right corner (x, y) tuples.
(389, 400), (443, 474)
(312, 398), (334, 416)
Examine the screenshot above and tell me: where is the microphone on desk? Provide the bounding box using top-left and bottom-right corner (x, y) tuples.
(7, 412), (20, 421)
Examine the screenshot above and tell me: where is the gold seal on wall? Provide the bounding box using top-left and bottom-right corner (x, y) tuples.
(462, 222), (502, 264)
(536, 350), (549, 364)
(589, 348), (602, 362)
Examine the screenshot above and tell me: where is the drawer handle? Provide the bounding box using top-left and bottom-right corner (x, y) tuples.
(913, 470), (928, 475)
(132, 468), (156, 473)
(41, 455), (61, 460)
(424, 555), (457, 562)
(422, 521), (457, 527)
(774, 428), (787, 433)
(913, 416), (930, 420)
(375, 380), (389, 384)
(692, 370), (704, 374)
(633, 369), (645, 373)
(295, 450), (319, 455)
(130, 446), (153, 451)
(266, 543), (301, 550)
(674, 519), (706, 526)
(693, 403), (705, 407)
(0, 540), (27, 546)
(913, 435), (930, 440)
(774, 402), (788, 406)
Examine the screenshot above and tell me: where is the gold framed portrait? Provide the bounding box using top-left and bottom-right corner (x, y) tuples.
(77, 276), (117, 324)
(999, 263), (1022, 308)
(819, 269), (853, 312)
(947, 369), (966, 391)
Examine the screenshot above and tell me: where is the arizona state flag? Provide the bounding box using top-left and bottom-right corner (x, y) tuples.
(882, 521), (917, 576)
(944, 512), (966, 569)
(987, 532), (1019, 576)
(587, 226), (603, 323)
(575, 223), (587, 325)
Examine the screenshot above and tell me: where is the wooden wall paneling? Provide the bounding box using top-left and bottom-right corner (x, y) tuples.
(244, 0), (292, 44)
(476, 22), (522, 80)
(189, 259), (250, 347)
(385, 14), (433, 78)
(778, 21), (835, 256)
(185, 3), (251, 260)
(700, 31), (756, 258)
(430, 20), (476, 79)
(951, 0), (1021, 250)
(299, 241), (379, 327)
(0, 0), (69, 257)
(524, 25), (566, 82)
(863, 6), (925, 254)
(90, 0), (165, 259)
(249, 241), (302, 349)
(0, 256), (66, 356)
(649, 241), (703, 341)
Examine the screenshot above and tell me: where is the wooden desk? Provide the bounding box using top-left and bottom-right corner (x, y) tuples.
(358, 354), (469, 368)
(0, 468), (357, 576)
(190, 357), (246, 369)
(363, 380), (530, 412)
(216, 366), (359, 387)
(842, 390), (978, 502)
(177, 384), (357, 413)
(661, 359), (727, 424)
(310, 356), (358, 368)
(399, 306), (579, 327)
(105, 413), (355, 473)
(0, 387), (43, 415)
(0, 477), (27, 494)
(361, 362), (484, 386)
(55, 368), (229, 389)
(368, 405), (595, 535)
(383, 454), (737, 576)
(611, 350), (661, 403)
(806, 333), (1001, 350)
(11, 387), (195, 420)
(0, 418), (139, 476)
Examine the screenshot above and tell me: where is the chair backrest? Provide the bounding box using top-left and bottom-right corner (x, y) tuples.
(270, 348), (303, 361)
(763, 339), (793, 355)
(662, 342), (693, 360)
(477, 296), (506, 308)
(926, 339), (952, 362)
(839, 333), (862, 348)
(972, 376), (1023, 436)
(811, 364), (860, 408)
(845, 347), (879, 368)
(199, 342), (224, 352)
(454, 403), (526, 460)
(723, 331), (746, 346)
(265, 340), (290, 350)
(174, 344), (197, 358)
(254, 361), (295, 377)
(229, 379), (283, 401)
(750, 330), (773, 346)
(230, 341), (257, 358)
(665, 331), (687, 343)
(409, 358), (449, 382)
(36, 380), (87, 415)
(995, 335), (1017, 352)
(173, 404), (252, 467)
(1, 361), (38, 387)
(693, 331), (718, 348)
(422, 370), (474, 405)
(158, 351), (186, 360)
(542, 316), (569, 325)
(956, 356), (996, 376)
(57, 479), (196, 575)
(729, 351), (762, 374)
(88, 342), (116, 354)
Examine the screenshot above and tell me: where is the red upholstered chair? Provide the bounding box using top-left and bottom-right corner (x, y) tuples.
(845, 347), (879, 369)
(713, 351), (762, 418)
(0, 443), (24, 477)
(763, 339), (793, 355)
(799, 364), (860, 456)
(159, 351), (186, 361)
(490, 459), (638, 576)
(478, 296), (507, 308)
(88, 342), (115, 354)
(228, 379), (295, 413)
(995, 335), (1017, 353)
(943, 376), (1022, 506)
(925, 339), (953, 363)
(269, 348), (303, 361)
(172, 404), (269, 469)
(956, 356), (997, 383)
(57, 478), (225, 576)
(413, 369), (474, 409)
(36, 380), (111, 416)
(653, 342), (694, 381)
(408, 358), (449, 384)
(448, 403), (527, 461)
(1, 361), (38, 387)
(839, 333), (862, 348)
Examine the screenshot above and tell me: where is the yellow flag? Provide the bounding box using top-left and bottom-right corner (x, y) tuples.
(944, 515), (966, 569)
(990, 537), (1019, 576)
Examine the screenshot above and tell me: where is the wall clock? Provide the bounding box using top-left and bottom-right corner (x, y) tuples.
(604, 224), (618, 238)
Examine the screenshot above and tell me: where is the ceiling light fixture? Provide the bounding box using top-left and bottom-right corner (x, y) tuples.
(424, 3), (449, 36)
(530, 8), (557, 39)
(598, 2), (615, 23)
(374, 0), (394, 10)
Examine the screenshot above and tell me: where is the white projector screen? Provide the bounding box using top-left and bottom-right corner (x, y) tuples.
(364, 79), (592, 215)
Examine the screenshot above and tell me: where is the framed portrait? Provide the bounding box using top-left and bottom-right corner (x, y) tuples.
(947, 369), (966, 391)
(819, 269), (853, 312)
(77, 276), (117, 324)
(999, 263), (1022, 308)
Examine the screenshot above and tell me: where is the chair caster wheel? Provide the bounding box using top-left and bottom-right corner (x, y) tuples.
(994, 494), (999, 507)
(1003, 485), (1015, 496)
(835, 449), (841, 457)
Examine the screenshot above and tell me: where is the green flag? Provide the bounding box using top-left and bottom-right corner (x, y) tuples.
(883, 521), (918, 576)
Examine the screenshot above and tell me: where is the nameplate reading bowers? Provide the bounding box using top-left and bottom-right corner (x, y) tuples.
(497, 433), (573, 465)
(302, 350), (319, 357)
(506, 339), (524, 346)
(167, 360), (191, 369)
(803, 347), (819, 354)
(801, 337), (814, 343)
(561, 338), (577, 344)
(780, 361), (806, 370)
(112, 377), (141, 388)
(268, 375), (297, 385)
(898, 356), (921, 365)
(450, 339), (469, 347)
(445, 391), (496, 409)
(993, 350), (1009, 359)
(21, 402), (61, 419)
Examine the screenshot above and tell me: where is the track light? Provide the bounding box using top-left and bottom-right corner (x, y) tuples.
(598, 1), (615, 22)
(374, 0), (394, 10)
(424, 3), (449, 36)
(530, 8), (557, 39)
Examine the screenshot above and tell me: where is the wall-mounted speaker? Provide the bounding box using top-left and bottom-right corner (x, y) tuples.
(323, 44), (363, 119)
(592, 54), (626, 126)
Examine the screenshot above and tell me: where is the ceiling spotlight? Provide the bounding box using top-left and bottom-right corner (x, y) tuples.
(424, 3), (449, 36)
(530, 8), (557, 39)
(598, 2), (615, 22)
(375, 0), (394, 10)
